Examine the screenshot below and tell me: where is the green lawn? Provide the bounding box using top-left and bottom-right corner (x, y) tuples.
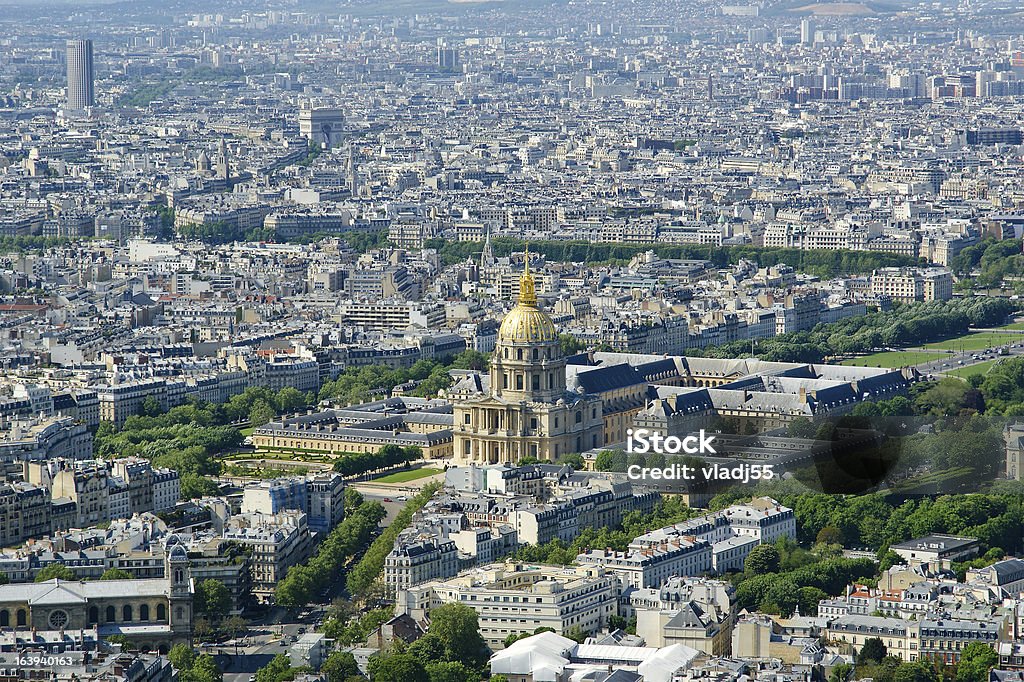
(945, 359), (998, 378)
(922, 331), (1019, 352)
(373, 468), (443, 484)
(841, 350), (947, 368)
(997, 321), (1024, 331)
(239, 426), (255, 437)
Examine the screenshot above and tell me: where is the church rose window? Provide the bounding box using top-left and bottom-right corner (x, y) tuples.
(48, 610), (69, 629)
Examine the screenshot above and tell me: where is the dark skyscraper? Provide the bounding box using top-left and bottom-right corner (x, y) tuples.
(66, 39), (95, 110)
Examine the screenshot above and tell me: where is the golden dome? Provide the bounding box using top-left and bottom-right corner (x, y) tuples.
(497, 248), (558, 344)
(499, 304), (558, 344)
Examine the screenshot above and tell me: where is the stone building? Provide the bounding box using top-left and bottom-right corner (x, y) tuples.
(0, 540), (192, 652)
(453, 255), (603, 463)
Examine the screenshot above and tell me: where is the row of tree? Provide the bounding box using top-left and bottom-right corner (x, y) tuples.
(331, 444), (423, 478)
(950, 237), (1024, 289)
(92, 386), (320, 499)
(706, 480), (1024, 558)
(274, 495), (386, 607)
(317, 351), (488, 406)
(425, 236), (922, 276)
(734, 540), (877, 616)
(345, 482), (442, 599)
(689, 297), (1016, 363)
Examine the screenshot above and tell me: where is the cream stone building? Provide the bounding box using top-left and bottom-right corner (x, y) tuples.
(0, 540), (193, 652)
(453, 256), (603, 464)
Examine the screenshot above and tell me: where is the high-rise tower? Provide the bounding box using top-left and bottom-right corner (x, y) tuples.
(66, 39), (95, 110)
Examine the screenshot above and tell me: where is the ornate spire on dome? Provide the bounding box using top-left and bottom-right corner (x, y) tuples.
(519, 245), (537, 307)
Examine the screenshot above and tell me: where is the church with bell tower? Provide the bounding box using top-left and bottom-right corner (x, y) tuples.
(453, 252), (603, 464)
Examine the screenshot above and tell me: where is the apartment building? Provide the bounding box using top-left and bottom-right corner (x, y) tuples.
(0, 416), (92, 463)
(222, 510), (312, 603)
(871, 267), (953, 303)
(0, 482), (51, 546)
(576, 540), (713, 589)
(241, 473), (345, 534)
(384, 537), (460, 594)
(400, 562), (619, 649)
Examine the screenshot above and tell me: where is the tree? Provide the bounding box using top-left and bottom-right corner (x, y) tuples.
(859, 637), (887, 664)
(816, 526), (844, 546)
(559, 334), (587, 355)
(140, 395), (164, 417)
(275, 387), (307, 414)
(563, 626), (588, 643)
(956, 643), (998, 682)
(425, 661), (478, 682)
(184, 654), (223, 682)
(223, 615), (248, 639)
(168, 643), (196, 671)
(878, 550), (905, 572)
(450, 349), (489, 371)
(745, 544), (781, 574)
(892, 661), (937, 682)
(797, 586), (828, 615)
(344, 488), (364, 513)
(35, 563), (76, 582)
(249, 399), (276, 427)
(255, 655), (292, 682)
(321, 652), (360, 682)
(426, 603), (489, 668)
(829, 663), (853, 682)
(367, 653), (429, 682)
(196, 579), (232, 619)
(99, 568), (134, 580)
(594, 449), (627, 472)
(787, 417), (817, 438)
(557, 453), (586, 469)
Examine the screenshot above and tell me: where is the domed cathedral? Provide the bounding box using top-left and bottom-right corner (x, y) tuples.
(453, 253), (603, 464)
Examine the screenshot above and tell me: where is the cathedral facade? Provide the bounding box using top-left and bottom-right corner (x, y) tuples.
(453, 256), (603, 464)
(0, 540), (193, 652)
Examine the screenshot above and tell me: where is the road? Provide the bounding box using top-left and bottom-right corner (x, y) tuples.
(203, 465), (447, 682)
(208, 612), (329, 682)
(911, 338), (1024, 376)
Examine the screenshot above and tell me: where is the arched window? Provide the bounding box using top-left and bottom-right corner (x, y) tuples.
(516, 348), (523, 360)
(0, 610), (9, 627)
(575, 411), (582, 424)
(88, 607), (99, 624)
(16, 609), (26, 627)
(157, 604), (167, 621)
(123, 605), (133, 622)
(532, 375), (540, 390)
(140, 605), (150, 621)
(106, 606), (115, 623)
(532, 348), (539, 360)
